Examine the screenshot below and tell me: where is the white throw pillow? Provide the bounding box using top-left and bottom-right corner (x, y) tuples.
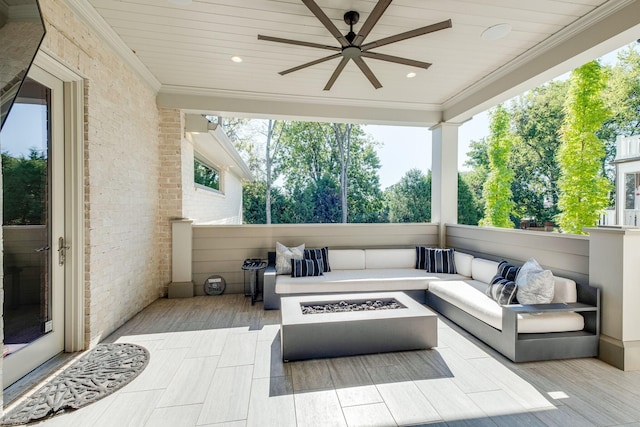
(516, 258), (555, 304)
(275, 242), (305, 275)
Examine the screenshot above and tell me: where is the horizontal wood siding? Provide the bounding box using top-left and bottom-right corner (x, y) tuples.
(446, 224), (589, 284)
(192, 223), (439, 293)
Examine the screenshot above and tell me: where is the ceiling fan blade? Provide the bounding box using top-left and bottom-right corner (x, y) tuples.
(361, 51), (431, 69)
(279, 53), (342, 75)
(361, 19), (452, 51)
(302, 0), (349, 47)
(324, 57), (350, 91)
(353, 0), (392, 46)
(258, 35), (341, 52)
(353, 57), (382, 89)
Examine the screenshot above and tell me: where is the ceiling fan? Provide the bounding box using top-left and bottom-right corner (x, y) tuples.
(258, 0), (452, 91)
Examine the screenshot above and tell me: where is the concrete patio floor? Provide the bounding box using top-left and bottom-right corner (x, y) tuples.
(9, 294), (640, 426)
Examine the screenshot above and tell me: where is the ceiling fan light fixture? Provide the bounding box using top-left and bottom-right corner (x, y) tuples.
(406, 72), (417, 78)
(481, 23), (512, 41)
(231, 56), (243, 63)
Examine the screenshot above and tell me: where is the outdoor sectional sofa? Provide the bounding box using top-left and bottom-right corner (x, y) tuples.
(263, 248), (600, 362)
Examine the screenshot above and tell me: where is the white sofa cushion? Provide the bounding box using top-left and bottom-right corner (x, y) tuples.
(552, 276), (577, 303)
(429, 280), (584, 333)
(454, 251), (474, 277)
(471, 258), (500, 284)
(275, 269), (467, 295)
(330, 250), (365, 270)
(365, 249), (415, 269)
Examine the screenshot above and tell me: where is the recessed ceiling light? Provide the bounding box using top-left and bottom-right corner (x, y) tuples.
(168, 0), (192, 5)
(231, 56), (243, 63)
(481, 23), (512, 41)
(406, 72), (417, 78)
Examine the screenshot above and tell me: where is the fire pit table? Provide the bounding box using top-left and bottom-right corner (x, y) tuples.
(280, 292), (437, 361)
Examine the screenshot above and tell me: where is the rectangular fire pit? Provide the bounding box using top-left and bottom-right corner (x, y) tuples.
(280, 292), (437, 361)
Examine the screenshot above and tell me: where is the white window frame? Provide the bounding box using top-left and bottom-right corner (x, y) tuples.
(194, 153), (224, 195)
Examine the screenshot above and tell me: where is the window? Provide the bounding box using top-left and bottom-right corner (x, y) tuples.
(194, 157), (220, 191)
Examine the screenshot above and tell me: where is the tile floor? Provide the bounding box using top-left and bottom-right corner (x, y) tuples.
(5, 294), (640, 427)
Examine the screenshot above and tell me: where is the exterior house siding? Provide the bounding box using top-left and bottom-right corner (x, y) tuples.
(181, 136), (244, 224)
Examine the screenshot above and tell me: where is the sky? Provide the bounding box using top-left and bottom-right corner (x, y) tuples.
(364, 111), (489, 189)
(0, 103), (48, 157)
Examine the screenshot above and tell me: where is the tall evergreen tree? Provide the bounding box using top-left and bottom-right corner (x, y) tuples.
(480, 105), (516, 227)
(557, 61), (610, 234)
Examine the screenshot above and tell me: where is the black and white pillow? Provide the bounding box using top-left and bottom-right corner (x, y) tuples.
(416, 247), (457, 274)
(304, 247), (331, 272)
(497, 260), (520, 282)
(291, 258), (324, 277)
(486, 274), (518, 305)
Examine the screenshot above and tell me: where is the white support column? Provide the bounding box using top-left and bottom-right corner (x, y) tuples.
(586, 226), (640, 370)
(431, 123), (460, 247)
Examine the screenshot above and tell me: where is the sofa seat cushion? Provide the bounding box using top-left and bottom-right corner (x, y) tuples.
(429, 281), (584, 333)
(275, 269), (467, 295)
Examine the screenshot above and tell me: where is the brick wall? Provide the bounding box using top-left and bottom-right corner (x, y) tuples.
(39, 0), (162, 346)
(158, 108), (184, 291)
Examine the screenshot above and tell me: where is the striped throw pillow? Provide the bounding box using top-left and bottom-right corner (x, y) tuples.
(291, 258), (324, 277)
(486, 274), (518, 305)
(304, 247), (331, 272)
(417, 247), (457, 274)
(497, 261), (520, 281)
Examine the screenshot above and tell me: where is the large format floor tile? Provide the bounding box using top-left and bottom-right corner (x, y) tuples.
(9, 294), (638, 427)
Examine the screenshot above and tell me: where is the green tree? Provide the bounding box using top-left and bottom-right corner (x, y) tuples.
(480, 105), (516, 227)
(343, 132), (385, 223)
(242, 181), (295, 224)
(510, 80), (568, 224)
(557, 60), (611, 234)
(386, 169), (431, 223)
(279, 121), (384, 223)
(2, 149), (46, 225)
(458, 174), (482, 225)
(462, 138), (489, 210)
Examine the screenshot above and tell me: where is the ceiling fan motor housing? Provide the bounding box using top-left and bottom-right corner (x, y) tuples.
(344, 11), (359, 44)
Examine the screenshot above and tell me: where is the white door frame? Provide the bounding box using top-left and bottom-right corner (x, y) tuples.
(33, 52), (86, 354)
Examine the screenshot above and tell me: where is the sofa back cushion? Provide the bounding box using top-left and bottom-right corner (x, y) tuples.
(471, 258), (500, 284)
(330, 249), (366, 270)
(454, 252), (474, 277)
(552, 276), (577, 303)
(365, 249), (414, 269)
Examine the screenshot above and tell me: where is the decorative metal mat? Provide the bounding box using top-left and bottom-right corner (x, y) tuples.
(1, 343), (149, 426)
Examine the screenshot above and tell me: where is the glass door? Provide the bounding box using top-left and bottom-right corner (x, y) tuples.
(2, 66), (65, 387)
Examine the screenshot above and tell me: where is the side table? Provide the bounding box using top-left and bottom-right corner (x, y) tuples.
(242, 260), (267, 305)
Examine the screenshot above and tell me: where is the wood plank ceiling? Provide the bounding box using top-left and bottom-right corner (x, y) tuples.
(86, 0), (633, 123)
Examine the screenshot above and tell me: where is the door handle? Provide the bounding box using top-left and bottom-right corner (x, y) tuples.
(58, 237), (70, 266)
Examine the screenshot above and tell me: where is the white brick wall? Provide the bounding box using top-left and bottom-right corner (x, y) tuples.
(39, 0), (163, 347)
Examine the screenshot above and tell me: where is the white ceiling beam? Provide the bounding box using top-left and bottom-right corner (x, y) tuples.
(158, 91), (442, 126)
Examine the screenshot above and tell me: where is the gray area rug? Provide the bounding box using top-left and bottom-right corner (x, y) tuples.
(1, 343), (149, 426)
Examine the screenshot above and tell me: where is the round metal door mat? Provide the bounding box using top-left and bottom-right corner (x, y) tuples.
(1, 343), (149, 426)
